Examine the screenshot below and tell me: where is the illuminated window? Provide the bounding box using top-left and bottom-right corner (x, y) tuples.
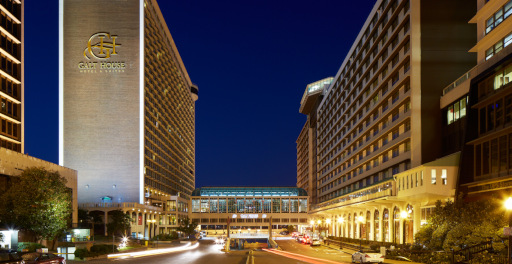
(431, 170), (436, 184)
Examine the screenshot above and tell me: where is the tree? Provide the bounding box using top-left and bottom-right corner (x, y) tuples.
(106, 210), (131, 236)
(415, 197), (506, 252)
(177, 217), (198, 237)
(0, 167), (72, 243)
(287, 225), (296, 234)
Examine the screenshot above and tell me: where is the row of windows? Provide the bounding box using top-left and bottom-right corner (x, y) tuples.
(485, 0), (512, 35)
(486, 32), (512, 61)
(447, 96), (468, 125)
(474, 132), (512, 177)
(478, 61), (512, 99)
(191, 198), (308, 214)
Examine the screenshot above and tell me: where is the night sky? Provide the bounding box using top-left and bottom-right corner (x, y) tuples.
(24, 1), (375, 188)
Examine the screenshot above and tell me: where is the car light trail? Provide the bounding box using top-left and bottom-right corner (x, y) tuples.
(262, 248), (349, 264)
(107, 242), (199, 259)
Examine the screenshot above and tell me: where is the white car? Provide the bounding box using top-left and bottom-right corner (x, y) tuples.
(351, 250), (384, 263)
(310, 238), (322, 246)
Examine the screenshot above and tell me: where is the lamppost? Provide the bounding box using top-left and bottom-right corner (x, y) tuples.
(357, 216), (364, 251)
(400, 211), (408, 245)
(505, 197), (512, 264)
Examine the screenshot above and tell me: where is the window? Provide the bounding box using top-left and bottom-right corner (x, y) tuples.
(431, 170), (436, 184)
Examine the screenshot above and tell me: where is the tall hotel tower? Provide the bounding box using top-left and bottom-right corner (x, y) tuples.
(0, 1), (21, 152)
(299, 0), (476, 244)
(59, 0), (197, 236)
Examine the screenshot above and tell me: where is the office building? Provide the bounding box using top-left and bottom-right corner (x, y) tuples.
(298, 0), (476, 244)
(190, 187), (309, 234)
(60, 0), (197, 238)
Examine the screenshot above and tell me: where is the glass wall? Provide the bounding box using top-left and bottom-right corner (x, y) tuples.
(263, 199), (271, 213)
(219, 199), (227, 213)
(272, 198), (280, 213)
(209, 199), (218, 213)
(299, 199), (307, 213)
(290, 198), (298, 213)
(281, 199), (290, 213)
(192, 199), (200, 213)
(237, 199), (244, 213)
(201, 198), (209, 213)
(228, 198), (236, 213)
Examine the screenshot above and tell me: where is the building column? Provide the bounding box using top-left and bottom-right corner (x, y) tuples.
(378, 207), (383, 242)
(104, 211), (108, 236)
(413, 203), (421, 238)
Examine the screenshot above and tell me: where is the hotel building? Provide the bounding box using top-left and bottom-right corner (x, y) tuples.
(298, 0), (476, 244)
(190, 187), (309, 234)
(59, 0), (197, 238)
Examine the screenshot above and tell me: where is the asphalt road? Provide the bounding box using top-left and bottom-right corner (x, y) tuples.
(67, 239), (314, 264)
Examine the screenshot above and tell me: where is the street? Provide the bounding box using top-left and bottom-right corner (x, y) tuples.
(67, 237), (421, 264)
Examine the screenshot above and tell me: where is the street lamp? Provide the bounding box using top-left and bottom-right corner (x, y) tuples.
(505, 197), (512, 263)
(357, 216), (364, 251)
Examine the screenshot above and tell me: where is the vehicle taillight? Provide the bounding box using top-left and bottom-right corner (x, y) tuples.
(365, 254), (370, 258)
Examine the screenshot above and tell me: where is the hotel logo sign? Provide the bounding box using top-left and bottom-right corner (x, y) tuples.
(78, 32), (126, 73)
(84, 33), (121, 60)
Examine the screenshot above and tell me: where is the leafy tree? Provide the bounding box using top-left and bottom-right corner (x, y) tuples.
(0, 167), (72, 243)
(287, 225), (296, 233)
(106, 210), (131, 236)
(415, 197), (506, 252)
(177, 217), (198, 237)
